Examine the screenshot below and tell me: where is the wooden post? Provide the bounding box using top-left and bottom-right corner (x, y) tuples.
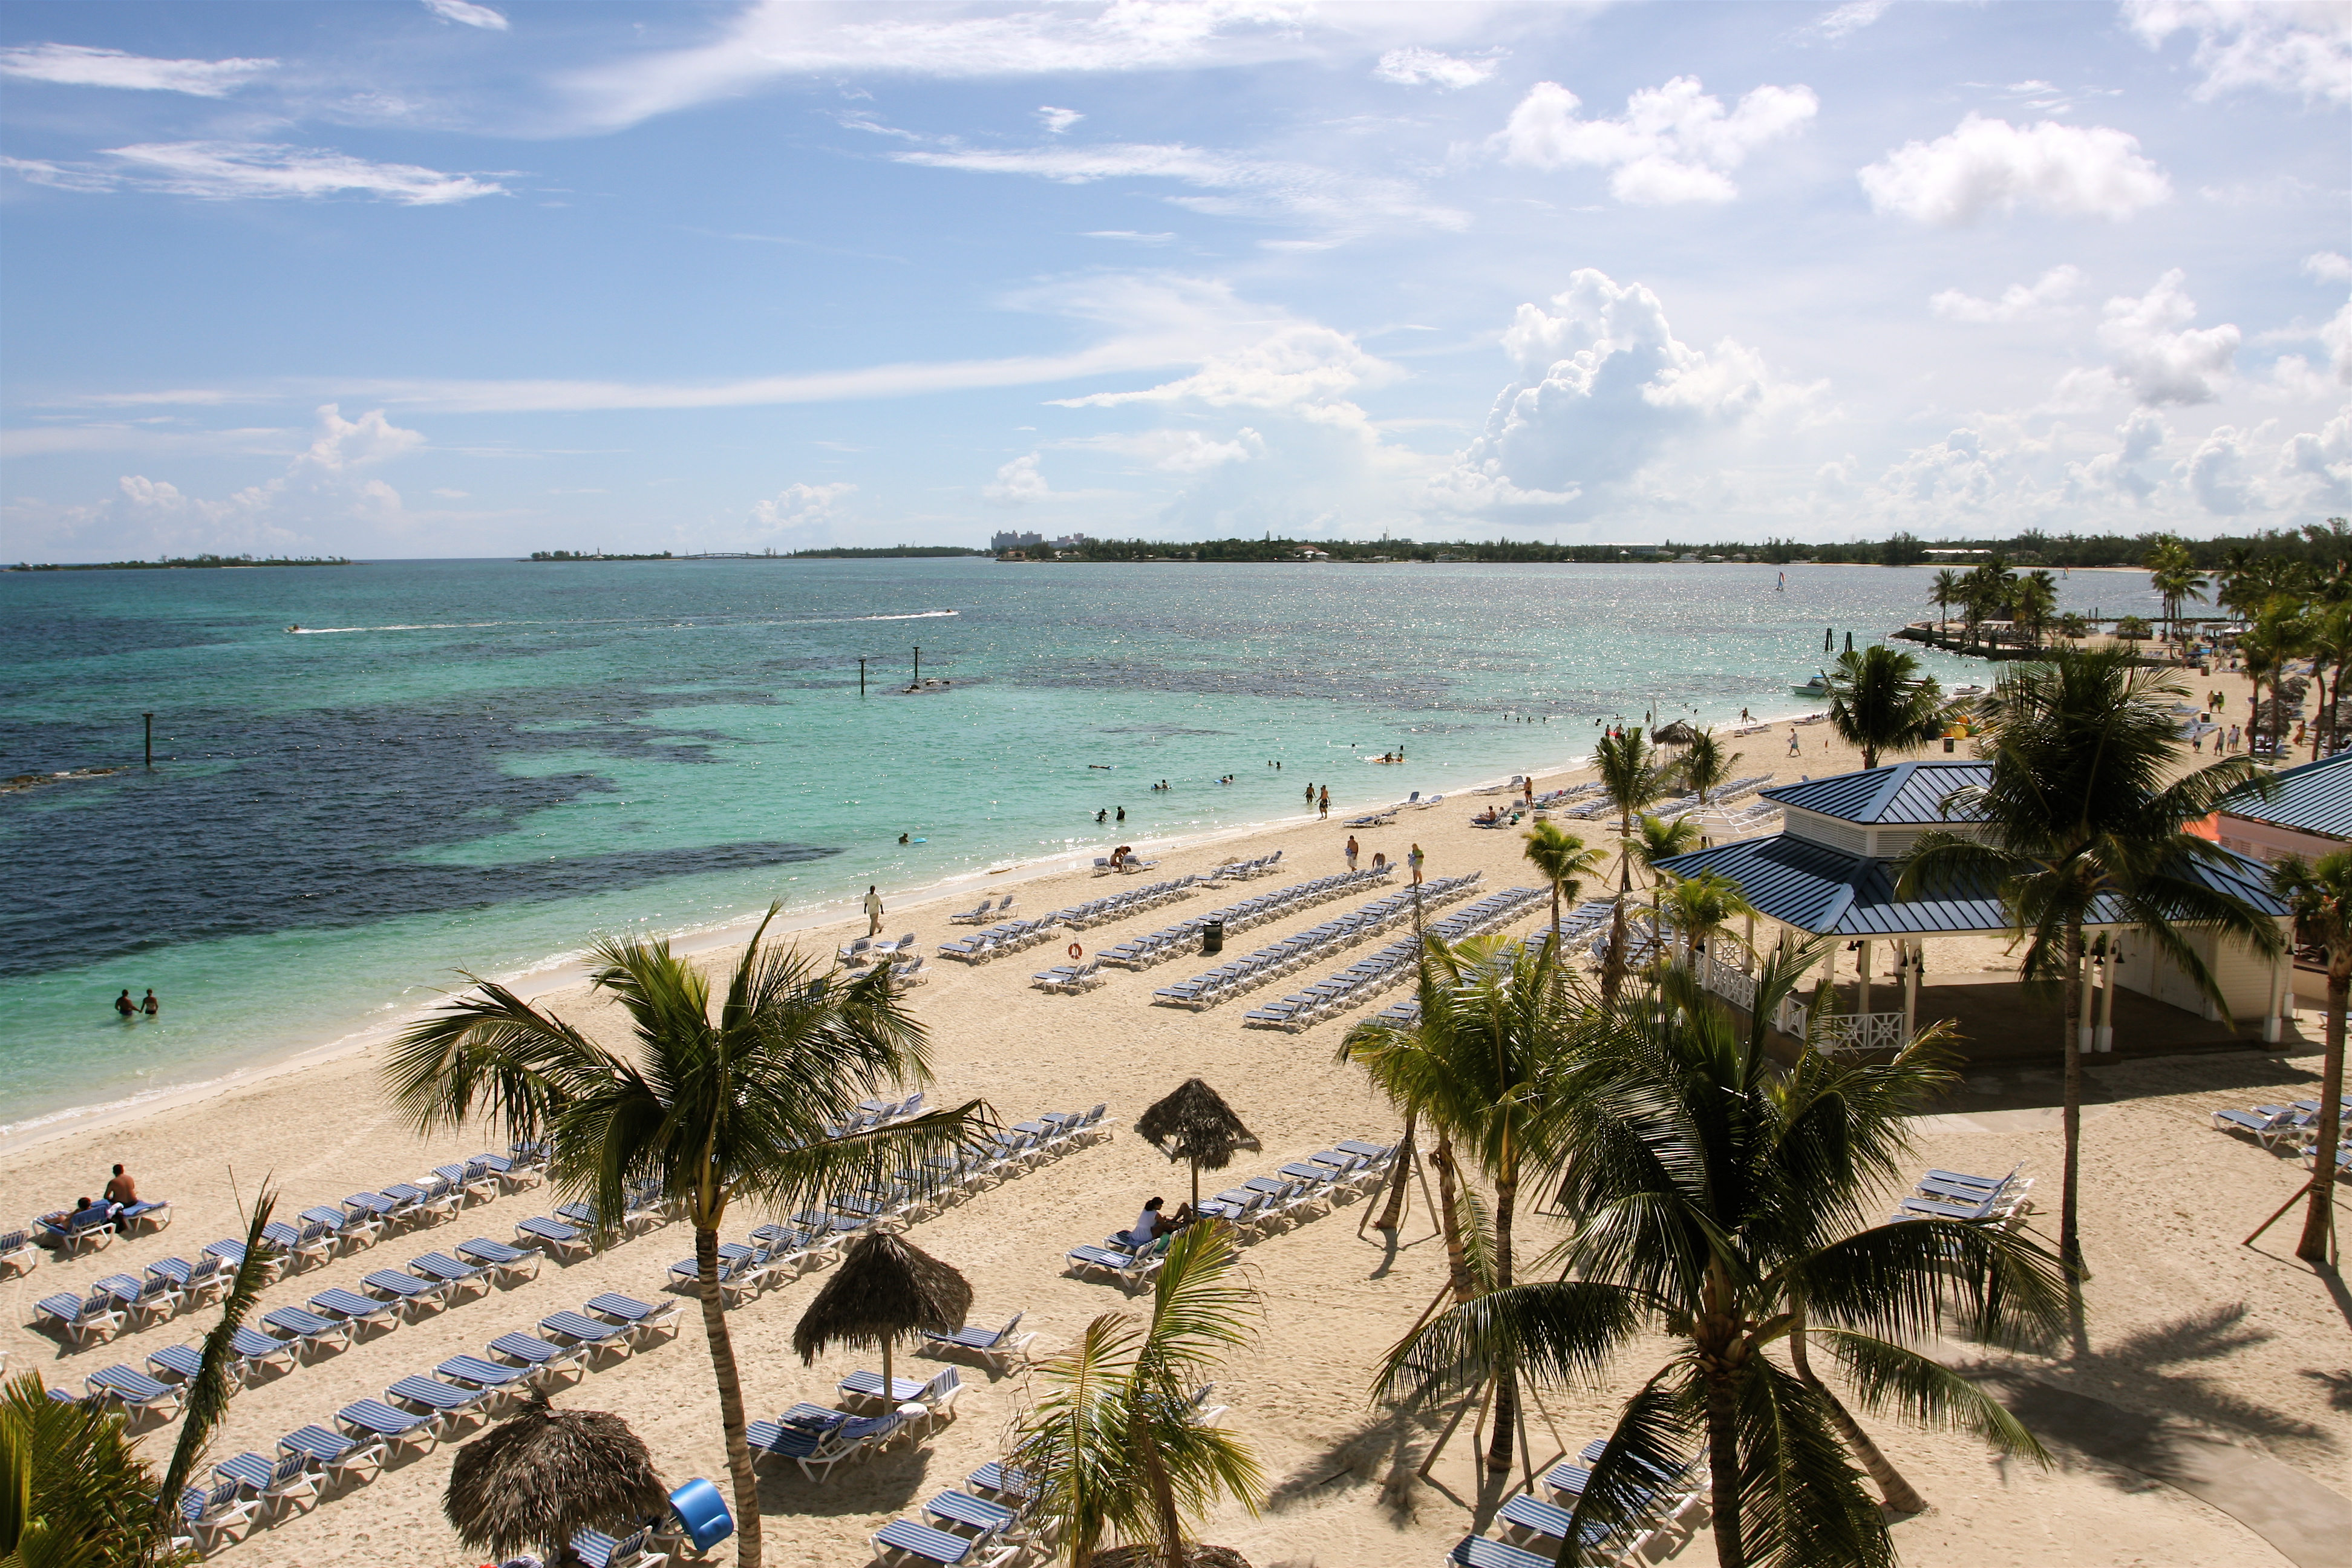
(143, 713), (152, 769)
(858, 658), (866, 696)
(913, 645), (920, 685)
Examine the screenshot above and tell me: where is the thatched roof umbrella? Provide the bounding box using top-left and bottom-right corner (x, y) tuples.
(444, 1394), (668, 1566)
(1653, 719), (1699, 746)
(1134, 1077), (1261, 1210)
(794, 1230), (972, 1403)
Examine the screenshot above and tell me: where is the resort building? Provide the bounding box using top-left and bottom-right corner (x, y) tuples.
(2200, 747), (2352, 864)
(1656, 759), (2296, 1055)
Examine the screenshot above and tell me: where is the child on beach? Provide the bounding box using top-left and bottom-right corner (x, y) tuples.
(1788, 727), (1800, 756)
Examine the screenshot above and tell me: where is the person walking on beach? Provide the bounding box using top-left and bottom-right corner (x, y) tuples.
(114, 989), (136, 1019)
(140, 990), (158, 1017)
(1318, 786), (1329, 818)
(1407, 843), (1425, 886)
(1523, 776), (1534, 807)
(1345, 834), (1359, 871)
(1787, 727), (1800, 757)
(863, 886), (884, 937)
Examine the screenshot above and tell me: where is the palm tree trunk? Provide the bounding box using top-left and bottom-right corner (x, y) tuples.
(1373, 1107), (1416, 1232)
(2059, 924), (2086, 1274)
(1483, 1169), (1519, 1472)
(696, 1224), (763, 1568)
(1789, 1316), (1926, 1513)
(1137, 1406), (1187, 1568)
(2298, 964), (2347, 1263)
(1428, 1135), (1474, 1304)
(1705, 1374), (1745, 1568)
(1602, 840), (1633, 1003)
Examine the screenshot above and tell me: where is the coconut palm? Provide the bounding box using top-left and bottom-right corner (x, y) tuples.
(2012, 570), (2059, 650)
(1632, 813), (1702, 952)
(1522, 822), (1606, 975)
(445, 1396), (670, 1566)
(1382, 959), (2063, 1568)
(2143, 537), (2207, 657)
(2, 1372), (178, 1568)
(1339, 970), (1480, 1307)
(384, 906), (988, 1568)
(1898, 648), (2283, 1272)
(1345, 933), (1570, 1475)
(1134, 1079), (1260, 1212)
(2270, 851), (2350, 1263)
(1593, 728), (1682, 1000)
(1011, 1219), (1265, 1568)
(1823, 645), (1955, 770)
(1929, 568), (1964, 638)
(2242, 599), (2310, 756)
(1662, 871), (1757, 974)
(2304, 599), (2352, 759)
(1677, 728), (1741, 819)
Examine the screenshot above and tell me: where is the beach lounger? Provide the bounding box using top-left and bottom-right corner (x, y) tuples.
(748, 1409), (903, 1483)
(873, 1517), (1014, 1567)
(301, 1204), (376, 1253)
(278, 1422), (386, 1484)
(164, 1325), (293, 1386)
(94, 1270), (182, 1327)
(2213, 1106), (2299, 1141)
(335, 1397), (437, 1460)
(435, 1353), (536, 1406)
(439, 1161), (501, 1205)
(965, 1462), (1040, 1510)
(146, 1342), (211, 1387)
(1893, 1186), (2027, 1224)
(33, 1291), (123, 1347)
(310, 1285), (406, 1332)
(261, 1304), (352, 1356)
(517, 1215), (593, 1260)
(572, 1524), (667, 1568)
(489, 1330), (589, 1384)
(174, 1480), (259, 1553)
(264, 1218), (338, 1272)
(203, 1237), (286, 1287)
(1448, 1535), (1557, 1568)
(540, 1308), (634, 1356)
(215, 1449), (320, 1518)
(456, 1235), (543, 1284)
(386, 1374), (492, 1436)
(34, 1207), (116, 1256)
(408, 1251), (492, 1301)
(0, 1229), (36, 1279)
(114, 1198), (172, 1235)
(920, 1312), (1035, 1371)
(587, 1291), (683, 1343)
(840, 1365), (961, 1414)
(361, 1267), (450, 1318)
(85, 1363), (187, 1423)
(924, 1488), (1021, 1542)
(382, 1180), (457, 1224)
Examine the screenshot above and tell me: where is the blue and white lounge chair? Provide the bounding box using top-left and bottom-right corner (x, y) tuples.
(1448, 1535), (1555, 1568)
(517, 1215), (593, 1261)
(174, 1480), (258, 1552)
(308, 1286), (404, 1333)
(434, 1354), (535, 1410)
(34, 1207), (116, 1256)
(214, 1450), (319, 1518)
(408, 1252), (492, 1301)
(261, 1304), (351, 1356)
(335, 1398), (437, 1460)
(489, 1330), (589, 1385)
(384, 1374), (491, 1436)
(358, 1269), (446, 1315)
(570, 1524), (666, 1568)
(2212, 1105), (2299, 1141)
(33, 1292), (123, 1347)
(585, 1292), (682, 1344)
(0, 1229), (36, 1279)
(456, 1235), (543, 1284)
(838, 1365), (959, 1413)
(539, 1310), (633, 1356)
(84, 1364), (186, 1423)
(919, 1312), (1035, 1371)
(94, 1271), (181, 1327)
(114, 1198), (171, 1235)
(277, 1423), (385, 1483)
(871, 1517), (1003, 1566)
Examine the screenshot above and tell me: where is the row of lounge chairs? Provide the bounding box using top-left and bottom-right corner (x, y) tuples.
(867, 1461), (1043, 1567)
(1214, 851), (1284, 879)
(1888, 1164), (2034, 1226)
(1244, 886), (1552, 1031)
(1370, 909), (1613, 1030)
(1066, 1139), (1393, 1286)
(1152, 874), (1486, 1011)
(1452, 1434), (1709, 1567)
(1052, 876), (1200, 929)
(154, 1292), (682, 1559)
(950, 893), (1019, 924)
(2212, 1099), (2351, 1174)
(1099, 866), (1397, 972)
(748, 1367), (967, 1486)
(840, 931), (920, 965)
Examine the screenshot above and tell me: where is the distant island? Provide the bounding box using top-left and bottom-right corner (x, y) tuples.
(8, 554), (353, 572)
(525, 546), (986, 561)
(528, 549), (675, 561)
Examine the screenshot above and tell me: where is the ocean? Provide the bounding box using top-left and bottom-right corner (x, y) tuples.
(0, 557), (2154, 1132)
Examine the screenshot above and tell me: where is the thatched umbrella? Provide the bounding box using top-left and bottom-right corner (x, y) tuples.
(794, 1230), (972, 1403)
(444, 1394), (668, 1566)
(1653, 719), (1699, 746)
(1134, 1077), (1261, 1210)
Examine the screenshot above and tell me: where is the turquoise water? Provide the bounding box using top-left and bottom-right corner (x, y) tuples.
(0, 558), (2153, 1130)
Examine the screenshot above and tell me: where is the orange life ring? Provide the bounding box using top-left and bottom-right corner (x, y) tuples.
(1068, 942), (1083, 960)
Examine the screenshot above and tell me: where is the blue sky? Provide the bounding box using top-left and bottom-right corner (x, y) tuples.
(2, 0), (2346, 559)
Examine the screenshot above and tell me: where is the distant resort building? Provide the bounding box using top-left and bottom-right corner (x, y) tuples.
(1658, 759), (2295, 1055)
(2200, 748), (2352, 864)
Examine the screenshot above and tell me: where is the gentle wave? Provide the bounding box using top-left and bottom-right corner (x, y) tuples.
(854, 609), (959, 621)
(291, 621), (513, 633)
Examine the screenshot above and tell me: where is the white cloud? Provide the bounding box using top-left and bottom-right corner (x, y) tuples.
(0, 42), (274, 96)
(1373, 47), (1496, 90)
(2279, 406), (2352, 508)
(751, 480), (856, 527)
(1066, 427), (1268, 470)
(2184, 424), (2253, 512)
(1083, 229), (1175, 243)
(2097, 270), (2240, 404)
(2065, 407), (2171, 502)
(1495, 77), (1817, 204)
(423, 0), (510, 29)
(1429, 269), (1815, 514)
(984, 452), (1050, 505)
(5, 142), (505, 204)
(1037, 105), (1084, 133)
(1858, 114), (2171, 224)
(1048, 322), (1397, 431)
(2307, 251), (2352, 284)
(1812, 1), (1893, 40)
(1930, 264), (2084, 323)
(105, 404), (424, 544)
(2321, 299), (2352, 384)
(892, 140), (1465, 236)
(2123, 0), (2352, 105)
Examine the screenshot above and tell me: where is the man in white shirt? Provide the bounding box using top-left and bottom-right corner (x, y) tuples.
(863, 886), (884, 936)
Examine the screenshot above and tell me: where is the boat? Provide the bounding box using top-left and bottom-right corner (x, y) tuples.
(1952, 684), (1986, 699)
(1790, 675), (1831, 699)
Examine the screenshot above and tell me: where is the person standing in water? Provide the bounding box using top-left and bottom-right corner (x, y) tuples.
(140, 990), (158, 1017)
(114, 989), (136, 1019)
(1318, 786), (1329, 818)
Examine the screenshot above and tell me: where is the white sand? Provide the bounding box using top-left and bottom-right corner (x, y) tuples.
(4, 683), (2344, 1567)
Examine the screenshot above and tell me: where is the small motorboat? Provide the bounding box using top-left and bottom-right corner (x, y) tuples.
(1790, 675), (1831, 699)
(1952, 684), (1985, 699)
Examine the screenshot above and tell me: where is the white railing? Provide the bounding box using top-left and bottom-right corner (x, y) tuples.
(1815, 1011), (1907, 1054)
(1701, 952), (1757, 1011)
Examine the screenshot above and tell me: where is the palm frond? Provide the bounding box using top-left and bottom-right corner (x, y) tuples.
(1789, 1218), (2068, 1349)
(1378, 1281), (1642, 1410)
(1732, 1357), (1893, 1568)
(158, 1181), (281, 1513)
(1810, 1330), (2048, 1463)
(1563, 1366), (1700, 1566)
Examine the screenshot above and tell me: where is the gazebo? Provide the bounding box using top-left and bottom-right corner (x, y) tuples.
(1656, 759), (2295, 1053)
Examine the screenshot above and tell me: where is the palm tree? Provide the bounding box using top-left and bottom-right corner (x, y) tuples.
(1383, 959), (2062, 1568)
(1929, 568), (1964, 639)
(1523, 822), (1606, 981)
(2, 1373), (178, 1568)
(2243, 599), (2310, 756)
(1662, 870), (1757, 974)
(385, 908), (988, 1568)
(1632, 812), (1702, 951)
(1898, 648), (2283, 1272)
(2304, 599), (2352, 759)
(1346, 933), (1569, 1475)
(1593, 728), (1681, 1000)
(2270, 851), (2350, 1263)
(1677, 728), (1740, 820)
(2143, 537), (2207, 658)
(2012, 570), (2059, 650)
(1823, 645), (1955, 769)
(1011, 1220), (1264, 1568)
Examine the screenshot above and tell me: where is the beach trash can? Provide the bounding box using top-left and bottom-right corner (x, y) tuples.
(1942, 737), (1955, 752)
(667, 1477), (733, 1551)
(1201, 918), (1225, 957)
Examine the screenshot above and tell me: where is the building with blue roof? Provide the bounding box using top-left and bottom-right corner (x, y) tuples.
(2208, 748), (2352, 864)
(1656, 759), (2295, 1053)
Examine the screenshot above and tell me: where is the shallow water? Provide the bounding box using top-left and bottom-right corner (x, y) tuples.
(0, 557), (2151, 1128)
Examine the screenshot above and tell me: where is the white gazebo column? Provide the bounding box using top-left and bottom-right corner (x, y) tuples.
(2265, 944), (2287, 1044)
(1902, 939), (1920, 1042)
(2078, 942), (2097, 1055)
(2095, 937), (2117, 1051)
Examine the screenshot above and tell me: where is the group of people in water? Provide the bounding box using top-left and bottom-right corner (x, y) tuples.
(112, 988), (158, 1019)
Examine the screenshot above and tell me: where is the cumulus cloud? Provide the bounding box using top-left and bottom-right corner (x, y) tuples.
(751, 480), (856, 528)
(1429, 269), (1812, 513)
(2308, 252), (2352, 284)
(1049, 322), (1396, 434)
(984, 452), (1050, 505)
(2098, 270), (2240, 404)
(103, 404), (424, 548)
(1067, 428), (1268, 471)
(1496, 77), (1818, 204)
(1930, 264), (2084, 323)
(0, 42), (274, 96)
(424, 0), (509, 27)
(2066, 407), (2171, 502)
(2321, 299), (2352, 384)
(1858, 114), (2171, 224)
(4, 142), (505, 204)
(1037, 105), (1084, 132)
(2279, 407), (2352, 508)
(2123, 0), (2352, 105)
(2184, 425), (2253, 512)
(1373, 47), (1495, 89)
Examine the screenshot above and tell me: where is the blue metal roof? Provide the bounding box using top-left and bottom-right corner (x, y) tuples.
(1658, 832), (2287, 936)
(2216, 749), (2352, 841)
(1760, 760), (1991, 825)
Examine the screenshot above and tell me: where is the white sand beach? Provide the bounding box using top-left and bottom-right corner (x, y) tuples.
(4, 692), (2346, 1568)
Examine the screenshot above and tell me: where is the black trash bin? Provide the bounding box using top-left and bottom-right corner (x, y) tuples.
(1201, 918), (1225, 957)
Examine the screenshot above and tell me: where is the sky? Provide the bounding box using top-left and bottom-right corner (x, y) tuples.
(1, 1), (2347, 560)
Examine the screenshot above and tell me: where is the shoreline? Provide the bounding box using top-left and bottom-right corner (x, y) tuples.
(0, 699), (1840, 1161)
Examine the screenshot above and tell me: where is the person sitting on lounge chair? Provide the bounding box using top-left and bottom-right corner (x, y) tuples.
(1123, 1197), (1169, 1249)
(1109, 846), (1131, 871)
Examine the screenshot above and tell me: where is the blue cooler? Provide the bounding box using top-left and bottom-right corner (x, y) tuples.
(667, 1478), (733, 1551)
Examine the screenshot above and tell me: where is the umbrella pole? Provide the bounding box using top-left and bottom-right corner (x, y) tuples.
(881, 1334), (893, 1405)
(1191, 1157), (1200, 1212)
